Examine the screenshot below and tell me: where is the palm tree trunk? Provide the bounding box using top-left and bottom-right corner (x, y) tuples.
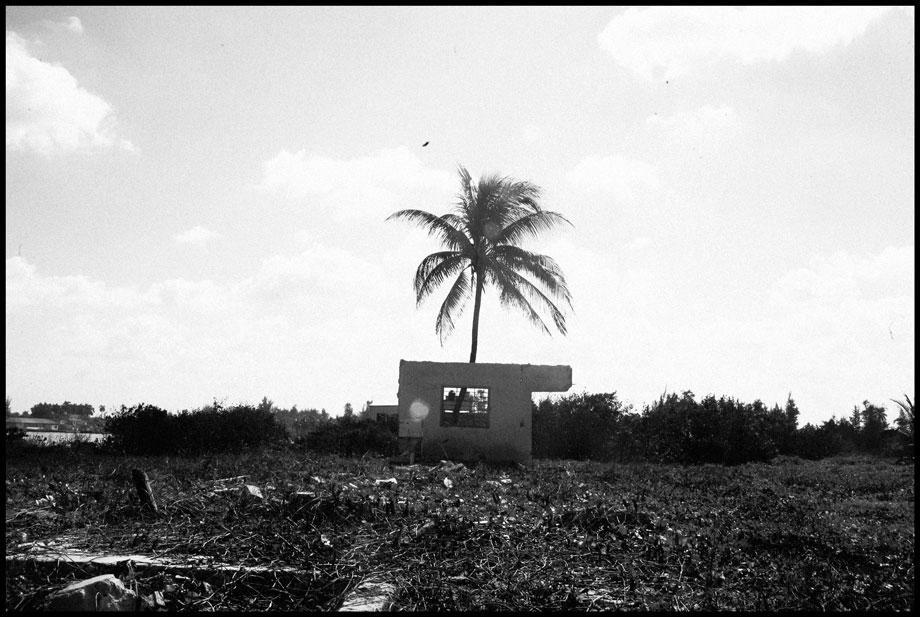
(468, 269), (485, 363)
(451, 270), (485, 424)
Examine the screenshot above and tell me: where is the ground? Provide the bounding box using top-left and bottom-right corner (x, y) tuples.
(5, 441), (915, 611)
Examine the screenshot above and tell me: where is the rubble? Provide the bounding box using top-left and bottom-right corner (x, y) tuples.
(45, 574), (137, 611)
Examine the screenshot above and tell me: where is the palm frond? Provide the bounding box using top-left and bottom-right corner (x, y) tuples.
(487, 265), (552, 336)
(414, 252), (468, 306)
(386, 209), (470, 251)
(492, 245), (573, 310)
(455, 166), (477, 226)
(891, 394), (914, 438)
(494, 210), (573, 246)
(487, 260), (569, 335)
(435, 270), (472, 345)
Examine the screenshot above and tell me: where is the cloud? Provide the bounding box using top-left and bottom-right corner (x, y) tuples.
(599, 6), (896, 80)
(768, 245), (914, 307)
(42, 16), (84, 35)
(5, 248), (404, 411)
(256, 146), (454, 219)
(646, 104), (738, 137)
(624, 236), (652, 252)
(556, 244), (914, 424)
(565, 154), (661, 200)
(522, 124), (542, 144)
(6, 256), (147, 311)
(174, 225), (221, 247)
(5, 31), (134, 155)
(645, 105), (741, 159)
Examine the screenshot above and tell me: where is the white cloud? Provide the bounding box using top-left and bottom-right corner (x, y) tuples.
(5, 249), (405, 412)
(6, 256), (146, 311)
(769, 246), (914, 307)
(565, 154), (661, 200)
(256, 146), (454, 219)
(646, 104), (738, 137)
(554, 244), (915, 424)
(5, 31), (134, 155)
(624, 236), (652, 251)
(522, 124), (542, 144)
(42, 16), (84, 35)
(599, 6), (896, 80)
(247, 246), (383, 293)
(645, 105), (741, 159)
(174, 225), (220, 247)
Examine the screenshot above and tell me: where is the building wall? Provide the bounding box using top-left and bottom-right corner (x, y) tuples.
(5, 417), (61, 431)
(397, 360), (571, 463)
(367, 405), (398, 421)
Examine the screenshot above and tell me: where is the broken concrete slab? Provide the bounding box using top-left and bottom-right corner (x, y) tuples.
(238, 484), (264, 504)
(46, 573), (138, 611)
(338, 578), (395, 612)
(6, 543), (308, 581)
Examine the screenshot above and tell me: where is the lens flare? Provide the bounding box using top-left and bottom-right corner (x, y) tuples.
(408, 399), (430, 421)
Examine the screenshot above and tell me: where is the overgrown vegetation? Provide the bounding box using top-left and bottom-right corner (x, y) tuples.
(98, 400), (397, 458)
(533, 391), (912, 464)
(11, 389), (911, 465)
(5, 445), (914, 611)
(301, 415), (398, 457)
(102, 402), (287, 456)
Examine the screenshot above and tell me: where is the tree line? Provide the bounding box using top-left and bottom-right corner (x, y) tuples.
(9, 392), (911, 464)
(7, 400), (95, 419)
(532, 391), (913, 464)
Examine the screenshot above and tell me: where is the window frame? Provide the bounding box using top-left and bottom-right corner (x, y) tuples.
(439, 385), (490, 428)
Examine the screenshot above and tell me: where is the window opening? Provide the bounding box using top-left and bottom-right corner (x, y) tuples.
(440, 386), (489, 428)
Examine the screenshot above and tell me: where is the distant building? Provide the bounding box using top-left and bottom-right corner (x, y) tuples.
(366, 405), (399, 422)
(6, 416), (62, 431)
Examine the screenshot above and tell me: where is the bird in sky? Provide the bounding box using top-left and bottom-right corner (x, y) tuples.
(422, 141), (429, 147)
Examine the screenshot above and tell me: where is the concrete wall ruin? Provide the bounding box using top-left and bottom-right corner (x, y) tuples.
(396, 360), (572, 463)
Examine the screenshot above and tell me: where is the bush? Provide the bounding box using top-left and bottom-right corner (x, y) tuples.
(533, 392), (629, 461)
(104, 402), (287, 456)
(534, 390), (780, 465)
(302, 416), (397, 457)
(6, 427), (27, 442)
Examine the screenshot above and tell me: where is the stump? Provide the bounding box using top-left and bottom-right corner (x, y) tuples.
(131, 469), (158, 514)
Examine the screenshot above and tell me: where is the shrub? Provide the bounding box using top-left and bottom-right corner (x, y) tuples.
(104, 402), (287, 456)
(302, 416), (397, 457)
(533, 392), (630, 461)
(6, 427), (27, 442)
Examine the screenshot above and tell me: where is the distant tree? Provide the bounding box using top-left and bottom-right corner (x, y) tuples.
(848, 405), (862, 432)
(343, 402), (354, 418)
(257, 396), (275, 414)
(833, 415), (859, 453)
(765, 396), (799, 455)
(794, 423), (829, 459)
(5, 397), (10, 417)
(640, 390), (698, 462)
(32, 401), (93, 420)
(891, 394), (914, 460)
(891, 395), (913, 440)
(858, 400), (888, 452)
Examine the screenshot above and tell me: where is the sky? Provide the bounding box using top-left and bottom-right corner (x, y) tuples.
(5, 6), (915, 426)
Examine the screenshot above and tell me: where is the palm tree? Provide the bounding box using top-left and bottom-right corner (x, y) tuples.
(387, 165), (573, 364)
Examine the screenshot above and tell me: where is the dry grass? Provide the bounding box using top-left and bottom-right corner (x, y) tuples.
(5, 441), (914, 611)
